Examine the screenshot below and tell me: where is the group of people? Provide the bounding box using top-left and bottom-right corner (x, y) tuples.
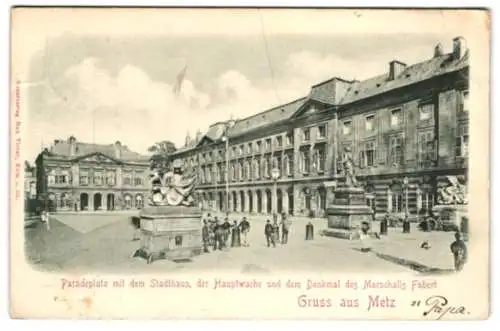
(264, 214), (292, 248)
(201, 213), (251, 252)
(201, 212), (295, 252)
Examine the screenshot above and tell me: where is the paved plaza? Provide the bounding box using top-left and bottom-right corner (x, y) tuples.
(24, 212), (458, 275)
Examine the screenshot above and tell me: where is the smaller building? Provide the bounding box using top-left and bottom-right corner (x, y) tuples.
(35, 136), (151, 212)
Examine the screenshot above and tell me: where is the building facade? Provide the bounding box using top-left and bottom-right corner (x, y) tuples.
(35, 137), (150, 212)
(173, 37), (469, 219)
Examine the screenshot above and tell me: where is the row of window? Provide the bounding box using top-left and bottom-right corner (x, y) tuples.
(197, 147), (328, 184)
(184, 92), (469, 174)
(197, 127), (469, 185)
(194, 124), (329, 166)
(339, 91), (469, 136)
(47, 170), (145, 187)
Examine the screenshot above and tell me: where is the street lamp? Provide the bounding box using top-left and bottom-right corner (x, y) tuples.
(221, 135), (230, 213)
(271, 167), (281, 215)
(403, 176), (409, 216)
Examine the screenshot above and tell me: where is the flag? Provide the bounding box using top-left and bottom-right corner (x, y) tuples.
(172, 65), (187, 96)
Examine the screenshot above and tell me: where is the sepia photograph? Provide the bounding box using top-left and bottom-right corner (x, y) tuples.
(10, 7), (490, 319)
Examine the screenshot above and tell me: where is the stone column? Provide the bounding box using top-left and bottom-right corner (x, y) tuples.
(236, 192), (241, 212)
(252, 191), (258, 213)
(228, 193), (233, 212)
(262, 191), (268, 215)
(89, 194), (94, 211)
(272, 185), (278, 215)
(244, 191), (250, 213)
(282, 189), (289, 216)
(102, 194), (106, 211)
(293, 186), (301, 216)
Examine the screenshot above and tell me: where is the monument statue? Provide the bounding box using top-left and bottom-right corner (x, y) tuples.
(325, 146), (372, 240)
(149, 159), (196, 206)
(437, 175), (468, 205)
(134, 158), (202, 264)
(340, 146), (358, 187)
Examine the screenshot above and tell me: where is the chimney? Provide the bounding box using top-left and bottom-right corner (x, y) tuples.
(68, 136), (76, 156)
(453, 36), (467, 60)
(114, 141), (122, 159)
(434, 43), (444, 58)
(195, 129), (203, 143)
(389, 60), (407, 80)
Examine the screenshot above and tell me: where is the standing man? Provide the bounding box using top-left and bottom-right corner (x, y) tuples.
(450, 231), (467, 271)
(240, 217), (251, 247)
(380, 213), (389, 235)
(280, 213), (291, 245)
(402, 214), (411, 233)
(265, 220), (275, 248)
(215, 219), (226, 251)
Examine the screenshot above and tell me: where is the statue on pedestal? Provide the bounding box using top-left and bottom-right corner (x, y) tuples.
(149, 159), (196, 207)
(340, 146), (358, 188)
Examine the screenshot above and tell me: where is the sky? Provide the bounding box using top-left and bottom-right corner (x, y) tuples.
(21, 9), (462, 163)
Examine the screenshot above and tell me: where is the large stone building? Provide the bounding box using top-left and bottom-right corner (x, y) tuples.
(173, 37), (469, 218)
(35, 137), (150, 211)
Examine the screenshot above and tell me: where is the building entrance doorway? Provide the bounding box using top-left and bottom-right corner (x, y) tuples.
(80, 193), (88, 211)
(94, 193), (102, 211)
(107, 193), (115, 211)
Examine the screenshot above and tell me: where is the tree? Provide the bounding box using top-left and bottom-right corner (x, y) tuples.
(148, 140), (177, 171)
(24, 161), (35, 173)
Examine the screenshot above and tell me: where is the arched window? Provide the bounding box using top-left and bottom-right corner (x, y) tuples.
(124, 194), (132, 209)
(254, 159), (260, 179)
(231, 164), (236, 181)
(135, 194), (144, 209)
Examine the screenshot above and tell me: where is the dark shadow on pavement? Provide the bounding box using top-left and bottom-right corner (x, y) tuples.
(366, 250), (456, 275)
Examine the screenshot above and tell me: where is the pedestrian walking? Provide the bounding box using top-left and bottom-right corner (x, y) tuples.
(280, 213), (291, 244)
(240, 217), (251, 247)
(380, 214), (389, 235)
(202, 219), (210, 253)
(450, 231), (467, 271)
(305, 221), (314, 240)
(265, 220), (275, 248)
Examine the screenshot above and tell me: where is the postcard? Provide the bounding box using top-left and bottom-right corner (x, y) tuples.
(10, 7), (490, 319)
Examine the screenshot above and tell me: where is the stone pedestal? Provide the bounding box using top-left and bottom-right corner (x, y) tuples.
(324, 187), (373, 240)
(132, 205), (203, 264)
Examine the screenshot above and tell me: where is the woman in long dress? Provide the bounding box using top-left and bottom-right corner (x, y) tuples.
(231, 221), (241, 247)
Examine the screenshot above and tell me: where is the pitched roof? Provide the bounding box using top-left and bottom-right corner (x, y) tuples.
(46, 140), (150, 163)
(339, 52), (469, 105)
(226, 97), (307, 138)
